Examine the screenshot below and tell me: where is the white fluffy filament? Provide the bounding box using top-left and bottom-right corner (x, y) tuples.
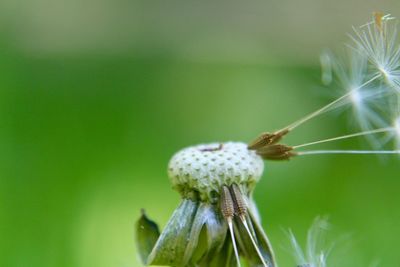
(293, 127), (395, 149)
(297, 150), (400, 156)
(227, 218), (242, 267)
(281, 74), (380, 132)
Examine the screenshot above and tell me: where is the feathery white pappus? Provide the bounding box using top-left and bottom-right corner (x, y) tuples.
(351, 13), (400, 92)
(289, 217), (330, 267)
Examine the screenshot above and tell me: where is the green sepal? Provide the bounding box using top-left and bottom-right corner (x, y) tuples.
(146, 200), (229, 267)
(135, 209), (161, 265)
(198, 231), (236, 267)
(147, 199), (199, 266)
(185, 203), (228, 266)
(182, 203), (215, 266)
(233, 200), (276, 267)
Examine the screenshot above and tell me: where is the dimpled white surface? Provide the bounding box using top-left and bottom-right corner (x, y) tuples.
(168, 142), (264, 199)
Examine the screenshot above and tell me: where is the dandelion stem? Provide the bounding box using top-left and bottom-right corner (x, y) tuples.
(293, 127), (395, 149)
(297, 150), (400, 156)
(279, 74), (381, 132)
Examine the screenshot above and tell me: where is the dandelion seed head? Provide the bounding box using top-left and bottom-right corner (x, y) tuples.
(145, 142), (276, 267)
(168, 142), (264, 202)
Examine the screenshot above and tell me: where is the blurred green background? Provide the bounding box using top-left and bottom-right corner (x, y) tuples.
(1, 1), (400, 267)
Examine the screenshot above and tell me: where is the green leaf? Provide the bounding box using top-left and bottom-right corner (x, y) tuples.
(135, 209), (161, 265)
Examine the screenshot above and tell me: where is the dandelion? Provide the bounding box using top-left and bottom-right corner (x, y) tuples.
(136, 13), (400, 267)
(137, 142), (275, 267)
(288, 217), (330, 267)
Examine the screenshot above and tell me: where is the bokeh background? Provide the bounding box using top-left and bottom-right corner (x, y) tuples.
(1, 1), (400, 267)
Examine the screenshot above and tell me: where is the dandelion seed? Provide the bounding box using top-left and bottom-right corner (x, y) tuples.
(248, 13), (400, 156)
(288, 217), (330, 267)
(351, 13), (400, 92)
(262, 13), (400, 139)
(322, 48), (390, 148)
(220, 185), (241, 267)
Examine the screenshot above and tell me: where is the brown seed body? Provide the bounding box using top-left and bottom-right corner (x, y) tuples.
(374, 11), (384, 31)
(248, 129), (289, 150)
(220, 186), (235, 219)
(230, 184), (247, 218)
(256, 144), (293, 156)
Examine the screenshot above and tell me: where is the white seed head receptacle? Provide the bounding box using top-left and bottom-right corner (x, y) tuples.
(168, 142), (264, 202)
